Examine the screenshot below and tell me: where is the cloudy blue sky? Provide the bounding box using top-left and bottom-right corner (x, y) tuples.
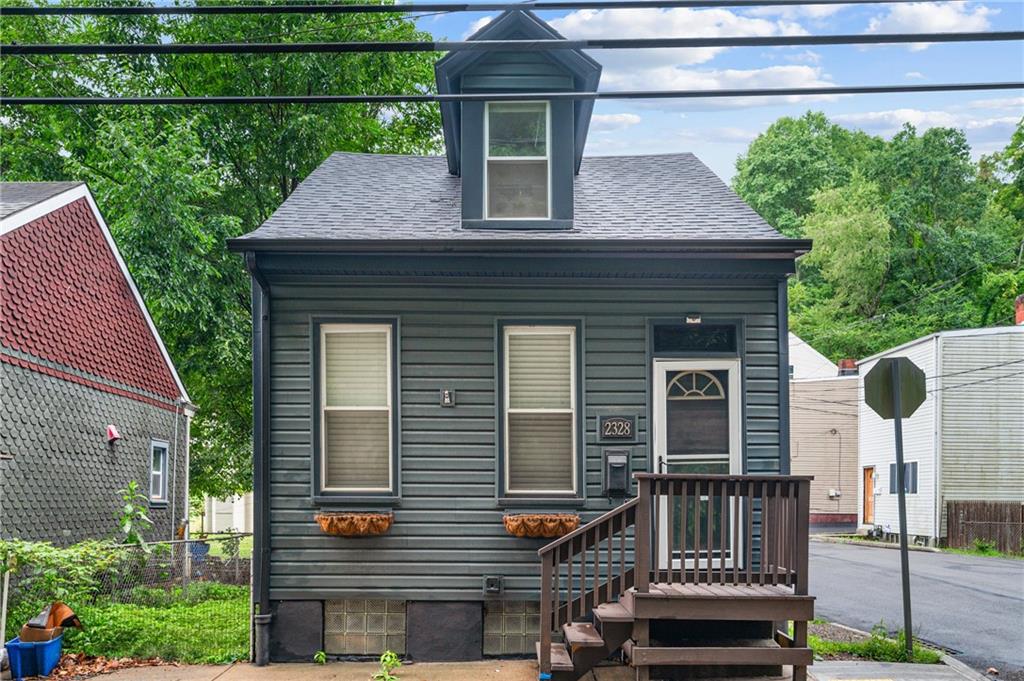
(419, 1), (1023, 181)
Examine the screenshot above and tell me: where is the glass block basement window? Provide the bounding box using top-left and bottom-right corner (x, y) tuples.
(484, 600), (541, 655)
(325, 600), (407, 655)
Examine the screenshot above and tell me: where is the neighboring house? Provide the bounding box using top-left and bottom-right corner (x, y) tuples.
(788, 334), (859, 530)
(229, 11), (814, 674)
(0, 182), (194, 545)
(198, 493), (254, 534)
(857, 324), (1024, 545)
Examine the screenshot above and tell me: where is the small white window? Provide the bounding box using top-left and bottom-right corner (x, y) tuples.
(503, 325), (576, 494)
(485, 102), (550, 219)
(321, 323), (393, 492)
(150, 441), (169, 502)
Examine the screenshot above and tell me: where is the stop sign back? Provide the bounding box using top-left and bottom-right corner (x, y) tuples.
(864, 356), (926, 420)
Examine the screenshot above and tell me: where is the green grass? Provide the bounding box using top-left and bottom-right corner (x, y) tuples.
(62, 585), (249, 664)
(807, 623), (942, 664)
(203, 535), (253, 559)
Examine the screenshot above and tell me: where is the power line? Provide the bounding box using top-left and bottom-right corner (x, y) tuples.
(6, 31), (1021, 56)
(0, 0), (961, 17)
(3, 81), (1021, 106)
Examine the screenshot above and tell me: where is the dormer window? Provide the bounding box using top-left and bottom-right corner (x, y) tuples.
(485, 102), (550, 219)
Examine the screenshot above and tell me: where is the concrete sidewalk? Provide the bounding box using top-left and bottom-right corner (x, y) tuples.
(89, 660), (977, 681)
(811, 661), (985, 680)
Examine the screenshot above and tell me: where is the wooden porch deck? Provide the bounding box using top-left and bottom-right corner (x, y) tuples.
(536, 474), (814, 681)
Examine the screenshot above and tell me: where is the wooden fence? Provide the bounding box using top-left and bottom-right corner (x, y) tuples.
(946, 501), (1024, 554)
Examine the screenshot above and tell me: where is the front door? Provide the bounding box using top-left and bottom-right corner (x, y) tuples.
(863, 467), (875, 524)
(653, 359), (742, 570)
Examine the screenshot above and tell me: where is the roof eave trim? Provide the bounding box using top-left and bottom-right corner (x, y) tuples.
(227, 237), (812, 257)
(2, 183), (193, 404)
(0, 183), (87, 234)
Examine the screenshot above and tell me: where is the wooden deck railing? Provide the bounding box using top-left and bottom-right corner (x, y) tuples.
(536, 474), (811, 675)
(635, 474), (811, 593)
(537, 496), (639, 674)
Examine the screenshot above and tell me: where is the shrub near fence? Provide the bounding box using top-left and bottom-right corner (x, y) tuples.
(1, 535), (251, 664)
(946, 501), (1024, 554)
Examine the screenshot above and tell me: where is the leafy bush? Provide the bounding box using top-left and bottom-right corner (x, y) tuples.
(1, 539), (121, 642)
(971, 538), (998, 554)
(1, 539), (249, 663)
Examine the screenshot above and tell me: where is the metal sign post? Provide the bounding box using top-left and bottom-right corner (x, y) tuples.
(864, 356), (925, 660)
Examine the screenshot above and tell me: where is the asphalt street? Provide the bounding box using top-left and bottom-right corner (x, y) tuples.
(810, 540), (1024, 677)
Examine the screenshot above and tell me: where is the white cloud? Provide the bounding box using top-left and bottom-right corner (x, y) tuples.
(590, 113), (643, 132)
(905, 71), (925, 79)
(865, 2), (997, 51)
(746, 3), (850, 20)
(680, 126), (760, 143)
(602, 64), (837, 110)
(965, 97), (1024, 111)
(462, 14), (495, 39)
(550, 8), (808, 71)
(785, 50), (822, 64)
(833, 107), (1019, 144)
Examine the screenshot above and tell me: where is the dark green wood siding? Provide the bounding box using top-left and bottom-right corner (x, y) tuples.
(267, 280), (782, 601)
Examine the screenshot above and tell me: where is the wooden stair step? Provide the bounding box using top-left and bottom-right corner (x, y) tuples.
(535, 641), (574, 672)
(593, 602), (633, 623)
(562, 622), (605, 649)
(622, 638), (813, 667)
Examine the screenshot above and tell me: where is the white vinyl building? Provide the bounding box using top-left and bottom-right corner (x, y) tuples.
(857, 325), (1024, 545)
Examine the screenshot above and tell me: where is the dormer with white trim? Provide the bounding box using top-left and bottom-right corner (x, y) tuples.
(435, 10), (602, 230)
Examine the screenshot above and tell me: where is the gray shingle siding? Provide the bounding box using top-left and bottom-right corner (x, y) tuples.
(265, 278), (782, 602)
(0, 361), (188, 546)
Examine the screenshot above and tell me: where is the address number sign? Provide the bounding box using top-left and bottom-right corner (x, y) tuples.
(599, 415), (635, 440)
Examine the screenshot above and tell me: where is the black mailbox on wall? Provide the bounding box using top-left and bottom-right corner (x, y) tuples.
(604, 449), (630, 497)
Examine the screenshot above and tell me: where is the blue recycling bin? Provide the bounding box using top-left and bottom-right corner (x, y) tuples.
(5, 634), (64, 680)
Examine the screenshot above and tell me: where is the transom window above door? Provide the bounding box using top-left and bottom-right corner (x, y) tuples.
(485, 102), (550, 220)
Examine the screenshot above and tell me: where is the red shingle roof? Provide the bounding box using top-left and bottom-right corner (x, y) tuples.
(1, 196), (183, 403)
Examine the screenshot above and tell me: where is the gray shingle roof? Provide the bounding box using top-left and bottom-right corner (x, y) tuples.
(231, 152), (789, 245)
(0, 182), (83, 221)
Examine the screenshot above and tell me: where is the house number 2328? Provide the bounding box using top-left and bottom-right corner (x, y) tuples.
(600, 416), (634, 439)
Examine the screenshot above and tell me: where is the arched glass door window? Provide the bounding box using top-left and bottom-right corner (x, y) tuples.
(665, 370), (729, 460)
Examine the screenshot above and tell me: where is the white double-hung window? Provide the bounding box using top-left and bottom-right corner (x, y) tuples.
(485, 102), (550, 219)
(149, 440), (169, 503)
(320, 323), (394, 493)
(503, 325), (577, 495)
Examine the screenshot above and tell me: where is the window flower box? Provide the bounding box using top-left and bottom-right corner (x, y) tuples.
(315, 512), (393, 537)
(503, 513), (580, 538)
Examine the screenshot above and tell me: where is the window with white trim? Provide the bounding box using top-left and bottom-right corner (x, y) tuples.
(149, 441), (169, 502)
(889, 461), (918, 494)
(320, 323), (393, 492)
(503, 325), (577, 494)
(485, 102), (550, 219)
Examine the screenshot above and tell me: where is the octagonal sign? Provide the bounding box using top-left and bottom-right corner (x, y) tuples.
(864, 356), (926, 420)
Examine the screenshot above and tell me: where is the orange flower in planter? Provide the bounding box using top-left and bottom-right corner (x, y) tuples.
(503, 513), (580, 538)
(315, 512), (393, 537)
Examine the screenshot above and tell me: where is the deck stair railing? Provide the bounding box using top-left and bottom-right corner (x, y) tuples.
(537, 473), (812, 678)
(537, 496), (639, 674)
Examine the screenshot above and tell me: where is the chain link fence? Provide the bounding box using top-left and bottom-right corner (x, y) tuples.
(3, 534), (252, 664)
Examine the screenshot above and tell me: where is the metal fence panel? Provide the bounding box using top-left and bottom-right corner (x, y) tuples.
(4, 535), (251, 664)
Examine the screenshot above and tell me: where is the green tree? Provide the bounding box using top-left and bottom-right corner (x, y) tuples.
(802, 174), (892, 315)
(1, 2), (441, 499)
(733, 111), (879, 237)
